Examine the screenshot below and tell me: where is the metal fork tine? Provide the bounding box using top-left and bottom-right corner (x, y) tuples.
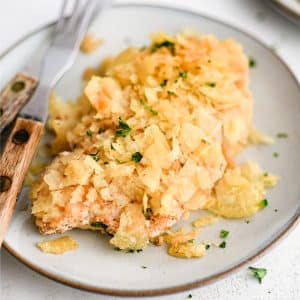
(75, 0), (97, 34)
(55, 0), (69, 33)
(66, 0), (82, 30)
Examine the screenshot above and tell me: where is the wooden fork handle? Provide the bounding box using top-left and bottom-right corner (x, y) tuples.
(0, 117), (44, 246)
(0, 73), (38, 131)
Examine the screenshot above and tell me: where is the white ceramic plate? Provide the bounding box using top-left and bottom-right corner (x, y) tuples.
(1, 4), (300, 297)
(269, 0), (300, 24)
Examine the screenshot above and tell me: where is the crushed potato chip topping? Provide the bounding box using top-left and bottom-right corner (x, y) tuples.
(30, 31), (278, 257)
(37, 236), (79, 254)
(80, 33), (102, 53)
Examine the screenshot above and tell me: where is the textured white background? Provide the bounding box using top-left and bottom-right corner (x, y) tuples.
(0, 0), (299, 299)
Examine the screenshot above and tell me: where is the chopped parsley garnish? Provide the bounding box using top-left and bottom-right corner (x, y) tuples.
(207, 59), (212, 63)
(188, 239), (195, 244)
(249, 57), (256, 68)
(273, 152), (279, 158)
(89, 151), (100, 161)
(151, 40), (175, 54)
(248, 266), (267, 284)
(128, 249), (135, 253)
(11, 81), (25, 92)
(144, 207), (152, 220)
(140, 99), (158, 116)
(187, 294), (193, 299)
(114, 247), (121, 251)
(115, 117), (131, 137)
(219, 241), (226, 248)
(141, 266), (147, 269)
(260, 199), (268, 208)
(274, 208), (278, 212)
(219, 230), (230, 239)
(91, 222), (108, 229)
(132, 152), (143, 162)
(160, 79), (168, 87)
(263, 172), (268, 177)
(205, 82), (216, 87)
(110, 143), (115, 150)
(179, 70), (188, 78)
(167, 90), (175, 95)
(276, 132), (288, 138)
(205, 244), (211, 250)
(136, 249), (143, 253)
(98, 128), (106, 134)
(245, 220), (250, 224)
(86, 130), (93, 136)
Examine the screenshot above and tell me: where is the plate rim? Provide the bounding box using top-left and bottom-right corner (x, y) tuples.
(2, 2), (300, 297)
(269, 0), (300, 24)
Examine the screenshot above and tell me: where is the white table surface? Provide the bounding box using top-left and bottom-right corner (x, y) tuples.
(0, 0), (299, 299)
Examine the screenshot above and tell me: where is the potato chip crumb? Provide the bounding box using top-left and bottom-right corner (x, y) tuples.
(193, 214), (219, 228)
(82, 67), (97, 81)
(248, 127), (274, 145)
(263, 174), (279, 188)
(37, 236), (79, 254)
(205, 161), (278, 218)
(164, 228), (199, 245)
(80, 34), (102, 53)
(168, 242), (205, 258)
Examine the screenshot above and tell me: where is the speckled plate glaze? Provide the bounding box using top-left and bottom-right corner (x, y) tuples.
(1, 4), (300, 297)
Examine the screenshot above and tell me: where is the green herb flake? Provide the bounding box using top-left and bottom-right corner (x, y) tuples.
(98, 128), (106, 134)
(248, 266), (267, 284)
(274, 208), (278, 212)
(245, 220), (250, 224)
(187, 294), (193, 299)
(167, 90), (175, 95)
(11, 81), (26, 93)
(110, 143), (115, 150)
(219, 230), (230, 239)
(115, 117), (131, 137)
(263, 172), (268, 177)
(260, 199), (268, 208)
(219, 241), (226, 248)
(141, 266), (147, 269)
(151, 40), (175, 54)
(91, 221), (108, 229)
(273, 152), (279, 158)
(205, 244), (211, 250)
(207, 59), (212, 63)
(205, 82), (216, 88)
(136, 249), (143, 253)
(89, 150), (100, 161)
(179, 70), (188, 78)
(188, 239), (195, 244)
(249, 57), (256, 68)
(160, 79), (168, 87)
(114, 247), (121, 251)
(144, 207), (152, 220)
(128, 249), (135, 253)
(140, 99), (158, 116)
(86, 130), (93, 136)
(132, 152), (143, 163)
(276, 132), (288, 138)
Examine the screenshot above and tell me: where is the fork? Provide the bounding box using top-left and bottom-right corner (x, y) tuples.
(0, 0), (107, 246)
